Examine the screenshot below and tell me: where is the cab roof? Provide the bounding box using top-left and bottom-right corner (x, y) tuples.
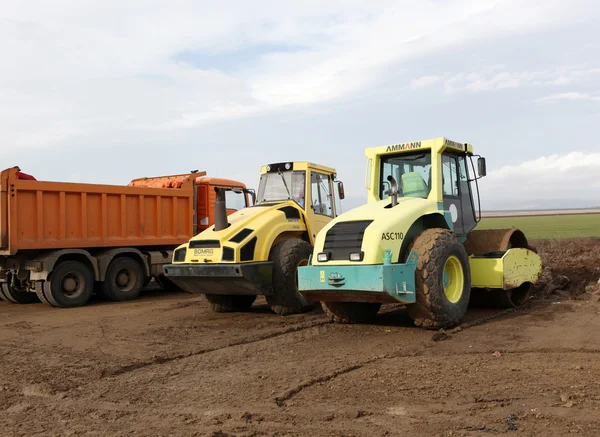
(365, 137), (474, 159)
(196, 176), (247, 188)
(260, 161), (337, 176)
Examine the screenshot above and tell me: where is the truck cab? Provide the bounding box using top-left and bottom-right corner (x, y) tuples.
(195, 176), (252, 231)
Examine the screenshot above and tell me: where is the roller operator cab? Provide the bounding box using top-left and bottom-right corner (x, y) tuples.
(298, 137), (542, 329)
(163, 162), (345, 315)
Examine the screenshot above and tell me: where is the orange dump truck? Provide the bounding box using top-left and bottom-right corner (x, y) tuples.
(0, 167), (251, 308)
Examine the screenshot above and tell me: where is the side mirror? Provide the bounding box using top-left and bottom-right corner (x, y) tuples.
(337, 181), (345, 200)
(477, 157), (487, 178)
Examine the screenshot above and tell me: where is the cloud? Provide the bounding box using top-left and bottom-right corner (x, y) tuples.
(537, 92), (600, 103)
(1, 0), (594, 152)
(410, 66), (600, 94)
(480, 152), (600, 209)
(410, 75), (443, 90)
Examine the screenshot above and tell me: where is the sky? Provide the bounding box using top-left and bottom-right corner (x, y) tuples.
(1, 0), (599, 211)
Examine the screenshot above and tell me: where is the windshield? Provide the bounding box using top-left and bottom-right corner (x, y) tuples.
(257, 171), (306, 207)
(225, 189), (247, 211)
(380, 153), (432, 200)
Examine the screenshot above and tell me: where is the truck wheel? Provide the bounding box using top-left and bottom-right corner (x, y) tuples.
(267, 238), (314, 315)
(100, 257), (144, 301)
(34, 281), (51, 305)
(41, 261), (94, 308)
(407, 228), (470, 329)
(205, 294), (257, 312)
(0, 280), (39, 304)
(321, 302), (381, 324)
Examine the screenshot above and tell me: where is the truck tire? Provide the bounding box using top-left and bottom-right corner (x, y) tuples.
(321, 302), (381, 324)
(34, 281), (51, 305)
(407, 228), (470, 329)
(267, 238), (314, 315)
(41, 260), (94, 308)
(205, 294), (257, 312)
(100, 257), (144, 301)
(0, 280), (39, 304)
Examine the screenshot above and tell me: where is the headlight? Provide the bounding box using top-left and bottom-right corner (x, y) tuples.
(285, 162), (292, 170)
(317, 252), (329, 262)
(173, 248), (187, 262)
(349, 252), (363, 262)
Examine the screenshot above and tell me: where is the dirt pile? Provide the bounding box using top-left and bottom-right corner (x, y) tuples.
(530, 238), (600, 301)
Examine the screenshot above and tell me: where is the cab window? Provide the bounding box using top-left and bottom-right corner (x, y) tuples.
(442, 155), (459, 197)
(310, 172), (334, 217)
(225, 189), (247, 211)
(380, 153), (432, 199)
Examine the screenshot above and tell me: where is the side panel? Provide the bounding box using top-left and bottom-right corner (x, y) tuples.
(470, 248), (542, 289)
(6, 178), (195, 254)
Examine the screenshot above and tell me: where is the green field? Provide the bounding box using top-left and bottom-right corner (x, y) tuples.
(478, 213), (600, 239)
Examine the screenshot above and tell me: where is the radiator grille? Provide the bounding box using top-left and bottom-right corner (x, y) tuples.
(323, 220), (372, 260)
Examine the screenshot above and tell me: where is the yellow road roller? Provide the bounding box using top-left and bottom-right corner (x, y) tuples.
(297, 137), (542, 329)
(163, 162), (345, 315)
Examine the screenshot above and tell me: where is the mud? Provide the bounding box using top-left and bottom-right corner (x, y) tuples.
(0, 238), (599, 436)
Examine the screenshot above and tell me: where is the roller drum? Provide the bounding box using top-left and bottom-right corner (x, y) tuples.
(465, 228), (537, 308)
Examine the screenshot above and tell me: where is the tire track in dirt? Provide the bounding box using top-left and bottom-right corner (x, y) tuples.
(272, 346), (600, 407)
(433, 299), (579, 341)
(100, 318), (332, 378)
(274, 364), (363, 407)
(273, 349), (424, 407)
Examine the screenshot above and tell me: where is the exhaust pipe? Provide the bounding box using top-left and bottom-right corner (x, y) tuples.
(214, 187), (230, 231)
(387, 175), (399, 207)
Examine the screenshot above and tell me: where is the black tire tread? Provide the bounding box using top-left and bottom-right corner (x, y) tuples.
(100, 257), (144, 302)
(44, 261), (94, 308)
(0, 286), (10, 302)
(0, 284), (10, 302)
(267, 238), (314, 316)
(407, 228), (471, 329)
(34, 281), (54, 306)
(0, 281), (39, 304)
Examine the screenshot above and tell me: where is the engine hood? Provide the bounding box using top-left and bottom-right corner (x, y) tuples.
(174, 201), (307, 264)
(312, 196), (445, 266)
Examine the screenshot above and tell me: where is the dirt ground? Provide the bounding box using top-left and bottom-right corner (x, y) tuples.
(1, 239), (599, 437)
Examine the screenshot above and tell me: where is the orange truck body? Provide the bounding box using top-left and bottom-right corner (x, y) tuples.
(0, 167), (249, 306)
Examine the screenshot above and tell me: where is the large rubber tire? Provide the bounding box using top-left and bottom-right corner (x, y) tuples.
(205, 294), (257, 312)
(40, 261), (94, 308)
(0, 280), (39, 304)
(321, 302), (381, 324)
(34, 281), (51, 305)
(407, 228), (471, 329)
(267, 238), (314, 315)
(100, 257), (144, 302)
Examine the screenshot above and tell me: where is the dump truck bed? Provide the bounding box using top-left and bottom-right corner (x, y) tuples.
(0, 167), (197, 255)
